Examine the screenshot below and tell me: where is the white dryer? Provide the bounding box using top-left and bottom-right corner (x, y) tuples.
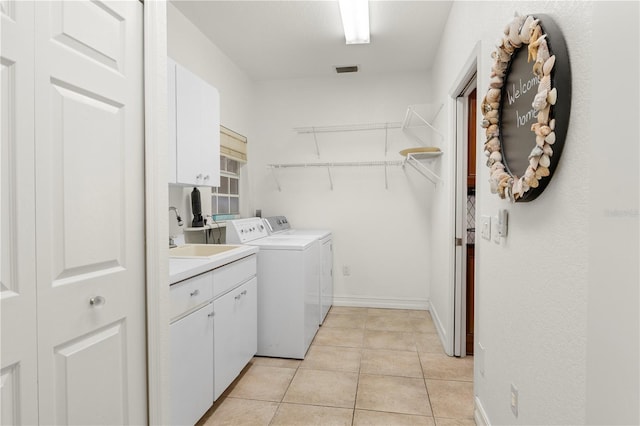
(226, 218), (319, 359)
(263, 216), (333, 325)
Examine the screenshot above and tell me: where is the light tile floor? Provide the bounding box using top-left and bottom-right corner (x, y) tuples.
(198, 307), (475, 426)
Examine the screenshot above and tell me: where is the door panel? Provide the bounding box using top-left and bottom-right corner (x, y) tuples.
(34, 1), (146, 424)
(51, 0), (125, 72)
(53, 321), (127, 425)
(49, 79), (125, 282)
(1, 0), (39, 423)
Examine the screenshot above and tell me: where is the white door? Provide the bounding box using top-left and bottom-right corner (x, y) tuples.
(33, 1), (147, 424)
(1, 1), (39, 424)
(453, 75), (476, 357)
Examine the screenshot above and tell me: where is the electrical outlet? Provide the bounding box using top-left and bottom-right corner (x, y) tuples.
(342, 265), (351, 276)
(511, 384), (519, 417)
(480, 215), (491, 241)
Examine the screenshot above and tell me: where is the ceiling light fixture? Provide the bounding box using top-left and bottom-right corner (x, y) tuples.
(338, 0), (370, 44)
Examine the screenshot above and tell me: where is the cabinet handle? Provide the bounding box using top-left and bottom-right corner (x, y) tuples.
(196, 173), (203, 180)
(234, 294), (242, 300)
(204, 175), (210, 181)
(241, 290), (247, 296)
(208, 312), (215, 317)
(190, 289), (200, 297)
(89, 296), (106, 307)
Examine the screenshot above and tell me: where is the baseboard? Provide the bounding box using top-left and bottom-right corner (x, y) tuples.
(332, 295), (429, 311)
(427, 299), (451, 354)
(474, 396), (491, 426)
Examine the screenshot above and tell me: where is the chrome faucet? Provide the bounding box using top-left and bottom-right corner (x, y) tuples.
(169, 206), (183, 226)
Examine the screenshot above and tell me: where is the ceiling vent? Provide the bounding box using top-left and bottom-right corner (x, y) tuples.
(335, 65), (358, 74)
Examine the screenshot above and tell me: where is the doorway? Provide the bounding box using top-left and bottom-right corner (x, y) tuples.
(451, 48), (478, 358)
(465, 88), (477, 355)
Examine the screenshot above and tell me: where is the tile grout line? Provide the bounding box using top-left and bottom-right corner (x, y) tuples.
(418, 350), (437, 421)
(219, 307), (471, 425)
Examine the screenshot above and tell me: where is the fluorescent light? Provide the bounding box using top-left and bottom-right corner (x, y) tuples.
(338, 0), (370, 44)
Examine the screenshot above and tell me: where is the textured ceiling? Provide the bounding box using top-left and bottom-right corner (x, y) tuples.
(171, 1), (454, 81)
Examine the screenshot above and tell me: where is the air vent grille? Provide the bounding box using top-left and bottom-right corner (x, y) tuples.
(335, 65), (358, 73)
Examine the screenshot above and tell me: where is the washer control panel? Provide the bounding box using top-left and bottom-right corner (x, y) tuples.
(226, 217), (268, 243)
(263, 215), (291, 234)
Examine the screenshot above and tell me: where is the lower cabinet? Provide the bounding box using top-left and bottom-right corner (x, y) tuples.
(213, 277), (258, 400)
(169, 254), (258, 425)
(170, 302), (214, 426)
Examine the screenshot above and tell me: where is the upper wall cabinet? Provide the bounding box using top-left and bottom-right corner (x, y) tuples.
(168, 58), (220, 187)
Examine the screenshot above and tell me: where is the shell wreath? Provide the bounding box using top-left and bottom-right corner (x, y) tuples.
(481, 13), (558, 202)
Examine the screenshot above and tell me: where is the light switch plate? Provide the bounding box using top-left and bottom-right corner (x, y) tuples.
(480, 215), (491, 241)
(492, 216), (500, 243)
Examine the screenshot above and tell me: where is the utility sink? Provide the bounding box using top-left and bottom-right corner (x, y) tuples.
(169, 244), (241, 258)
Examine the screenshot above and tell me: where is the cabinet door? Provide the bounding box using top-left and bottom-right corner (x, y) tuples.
(213, 277), (257, 400)
(175, 64), (203, 186)
(171, 303), (214, 426)
(167, 58), (177, 183)
(199, 79), (220, 187)
(175, 65), (220, 187)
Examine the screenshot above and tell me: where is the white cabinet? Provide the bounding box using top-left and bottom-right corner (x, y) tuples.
(167, 58), (220, 187)
(213, 277), (257, 400)
(170, 302), (214, 426)
(169, 253), (257, 424)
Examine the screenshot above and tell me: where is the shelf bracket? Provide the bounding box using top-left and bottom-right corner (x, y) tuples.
(403, 152), (443, 185)
(312, 128), (320, 158)
(384, 124), (389, 155)
(401, 104), (445, 145)
(384, 162), (389, 190)
(326, 167), (334, 190)
(271, 167), (282, 192)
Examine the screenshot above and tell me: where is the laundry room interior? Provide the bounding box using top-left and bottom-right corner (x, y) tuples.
(2, 1), (637, 425)
(162, 1), (639, 425)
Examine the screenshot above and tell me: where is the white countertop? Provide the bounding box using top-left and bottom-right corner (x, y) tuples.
(169, 245), (258, 285)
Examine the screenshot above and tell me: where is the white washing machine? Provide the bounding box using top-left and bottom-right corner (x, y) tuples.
(226, 218), (319, 359)
(263, 216), (333, 325)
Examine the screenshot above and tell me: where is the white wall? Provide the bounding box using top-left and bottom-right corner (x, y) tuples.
(250, 73), (437, 308)
(586, 2), (639, 424)
(167, 3), (255, 237)
(430, 1), (638, 424)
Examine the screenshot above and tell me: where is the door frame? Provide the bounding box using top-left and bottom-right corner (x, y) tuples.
(448, 43), (479, 357)
(143, 1), (170, 424)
